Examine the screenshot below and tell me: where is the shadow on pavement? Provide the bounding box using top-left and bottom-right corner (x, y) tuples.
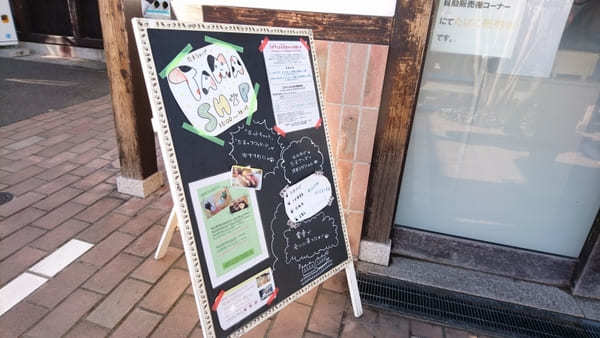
(0, 58), (109, 126)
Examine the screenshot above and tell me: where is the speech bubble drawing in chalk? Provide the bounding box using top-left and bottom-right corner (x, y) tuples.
(280, 137), (324, 184)
(283, 212), (339, 264)
(226, 120), (283, 176)
(281, 172), (333, 224)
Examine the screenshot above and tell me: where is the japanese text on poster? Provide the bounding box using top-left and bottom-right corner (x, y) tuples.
(430, 0), (526, 57)
(189, 172), (269, 287)
(262, 40), (321, 134)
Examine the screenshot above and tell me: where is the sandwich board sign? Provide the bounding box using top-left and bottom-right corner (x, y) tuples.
(132, 18), (363, 337)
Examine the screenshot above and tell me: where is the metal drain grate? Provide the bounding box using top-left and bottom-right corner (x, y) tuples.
(0, 192), (13, 205)
(358, 273), (600, 338)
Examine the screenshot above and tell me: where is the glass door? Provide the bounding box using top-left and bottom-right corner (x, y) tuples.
(395, 0), (600, 257)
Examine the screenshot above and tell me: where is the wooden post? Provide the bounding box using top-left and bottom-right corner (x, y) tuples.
(98, 0), (162, 197)
(359, 0), (434, 264)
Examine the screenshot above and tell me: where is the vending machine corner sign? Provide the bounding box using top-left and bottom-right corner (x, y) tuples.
(0, 0), (17, 46)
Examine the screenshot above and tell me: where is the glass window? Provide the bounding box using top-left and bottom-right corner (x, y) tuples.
(395, 0), (600, 257)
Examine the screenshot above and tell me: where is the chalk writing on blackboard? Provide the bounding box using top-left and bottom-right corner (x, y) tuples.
(299, 252), (334, 286)
(227, 120), (283, 176)
(283, 212), (339, 264)
(280, 136), (324, 184)
(269, 200), (339, 287)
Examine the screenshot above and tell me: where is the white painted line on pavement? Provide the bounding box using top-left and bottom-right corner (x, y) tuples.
(29, 239), (93, 278)
(0, 273), (47, 317)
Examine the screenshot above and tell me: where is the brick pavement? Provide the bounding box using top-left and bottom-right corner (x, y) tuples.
(0, 96), (492, 337)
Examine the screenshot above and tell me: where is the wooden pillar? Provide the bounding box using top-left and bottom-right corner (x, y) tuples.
(98, 0), (162, 197)
(359, 0), (434, 265)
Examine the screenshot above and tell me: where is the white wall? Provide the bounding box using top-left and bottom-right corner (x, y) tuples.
(177, 0), (396, 17)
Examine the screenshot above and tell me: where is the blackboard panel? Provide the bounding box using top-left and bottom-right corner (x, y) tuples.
(133, 19), (352, 337)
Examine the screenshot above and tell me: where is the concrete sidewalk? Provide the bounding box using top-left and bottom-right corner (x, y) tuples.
(0, 94), (491, 337)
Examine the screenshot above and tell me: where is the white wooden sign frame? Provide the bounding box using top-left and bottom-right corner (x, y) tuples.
(132, 18), (362, 337)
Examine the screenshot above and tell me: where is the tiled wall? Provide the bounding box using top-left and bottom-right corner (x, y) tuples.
(313, 40), (388, 257)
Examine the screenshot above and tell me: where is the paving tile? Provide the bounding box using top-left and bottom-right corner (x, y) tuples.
(0, 301), (48, 337)
(131, 247), (183, 283)
(174, 255), (188, 271)
(411, 320), (443, 338)
(26, 289), (102, 338)
(125, 225), (164, 257)
(110, 308), (162, 338)
(343, 44), (369, 105)
(307, 289), (347, 336)
(139, 268), (190, 314)
(0, 272), (47, 317)
(87, 278), (152, 329)
(0, 226), (46, 261)
(36, 141), (76, 158)
(268, 301), (311, 338)
(5, 144), (45, 160)
(244, 319), (271, 338)
(37, 133), (73, 147)
(83, 253), (143, 294)
(322, 271), (349, 293)
(36, 161), (78, 181)
(188, 326), (205, 338)
(64, 320), (110, 338)
(0, 246), (47, 287)
(150, 191), (174, 211)
(72, 169), (115, 190)
(30, 239), (93, 277)
(373, 312), (410, 338)
(27, 260), (98, 309)
(0, 191), (45, 217)
(75, 197), (123, 223)
(0, 207), (46, 238)
(5, 177), (47, 196)
(30, 219), (89, 251)
(70, 139), (103, 154)
(76, 212), (130, 243)
(120, 207), (167, 236)
(70, 148), (105, 165)
(6, 136), (44, 150)
(114, 195), (156, 216)
(445, 327), (477, 338)
(297, 286), (319, 306)
(1, 158), (41, 173)
(72, 182), (115, 205)
(80, 231), (135, 268)
(38, 151), (77, 169)
(33, 186), (83, 211)
(0, 165), (45, 186)
(35, 173), (79, 194)
(150, 295), (199, 338)
(32, 201), (87, 229)
(340, 306), (378, 338)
